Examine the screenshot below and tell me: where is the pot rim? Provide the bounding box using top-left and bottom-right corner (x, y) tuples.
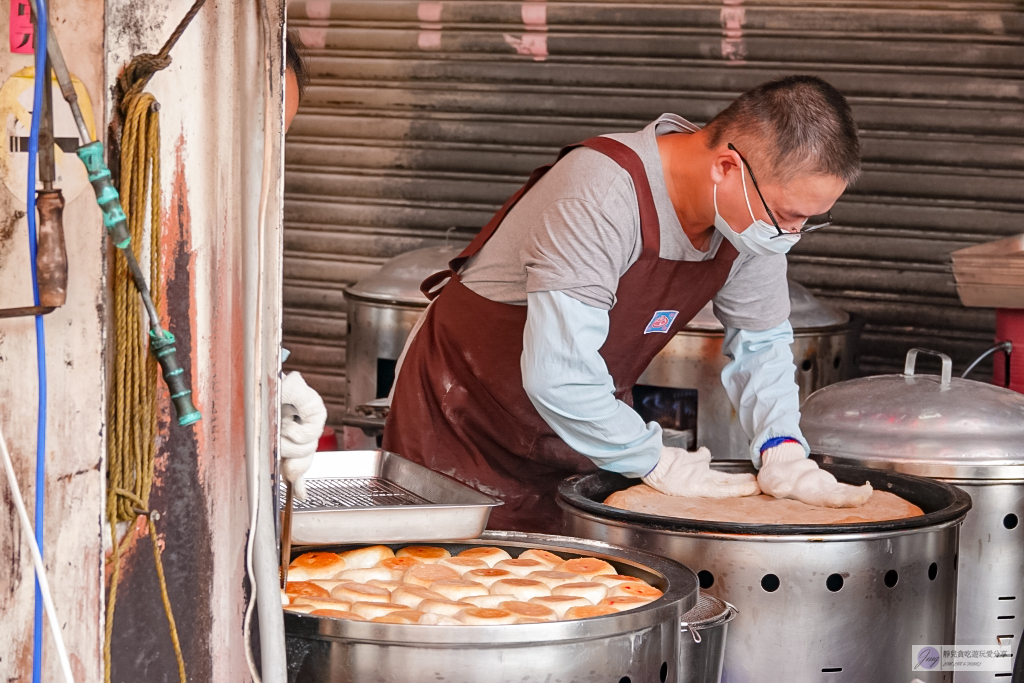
(557, 460), (972, 538)
(285, 531), (698, 645)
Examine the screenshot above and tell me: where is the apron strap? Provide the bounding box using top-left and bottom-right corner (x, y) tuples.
(421, 136), (660, 299)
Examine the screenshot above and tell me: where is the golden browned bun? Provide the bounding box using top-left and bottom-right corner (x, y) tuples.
(489, 578), (550, 601)
(463, 568), (514, 588)
(609, 583), (663, 600)
(456, 607), (517, 625)
(438, 557), (489, 574)
(309, 609), (366, 620)
(379, 556), (422, 579)
(285, 581), (331, 598)
(564, 605), (617, 620)
(390, 585), (448, 609)
(518, 549), (564, 568)
(396, 546), (451, 563)
(526, 570), (584, 589)
(339, 545), (395, 570)
(404, 563), (460, 588)
(309, 580), (344, 593)
(367, 579), (406, 592)
(372, 610), (425, 624)
(592, 574), (648, 588)
(418, 613), (462, 625)
(460, 594), (516, 609)
(418, 598), (475, 616)
(598, 596), (652, 612)
(529, 595), (593, 618)
(350, 602), (410, 619)
(429, 579), (489, 601)
(335, 567), (393, 583)
(330, 582), (391, 603)
(283, 603), (317, 614)
(553, 557), (616, 579)
(493, 559), (546, 577)
(498, 600), (556, 622)
(288, 552), (346, 581)
(291, 596), (352, 611)
(457, 547), (512, 567)
(552, 582), (608, 604)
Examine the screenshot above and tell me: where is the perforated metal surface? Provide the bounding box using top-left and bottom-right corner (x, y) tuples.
(281, 477), (431, 511)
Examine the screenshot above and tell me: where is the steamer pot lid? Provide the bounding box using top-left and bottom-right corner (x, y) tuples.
(685, 280), (849, 331)
(801, 353), (1024, 468)
(346, 246), (462, 305)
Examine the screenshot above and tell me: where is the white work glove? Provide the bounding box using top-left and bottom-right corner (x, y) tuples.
(280, 371), (327, 501)
(757, 441), (872, 508)
(642, 446), (760, 498)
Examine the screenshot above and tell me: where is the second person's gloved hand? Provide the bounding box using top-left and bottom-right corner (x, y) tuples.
(757, 441), (872, 508)
(643, 446), (760, 498)
(280, 371), (327, 501)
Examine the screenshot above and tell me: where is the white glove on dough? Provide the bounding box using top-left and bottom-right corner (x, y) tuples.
(642, 446), (760, 498)
(758, 441), (872, 508)
(280, 371), (327, 501)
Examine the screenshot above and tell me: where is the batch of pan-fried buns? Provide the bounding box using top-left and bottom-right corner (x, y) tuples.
(282, 545), (663, 624)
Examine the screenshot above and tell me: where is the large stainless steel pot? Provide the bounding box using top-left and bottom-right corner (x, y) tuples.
(802, 348), (1024, 681)
(342, 246), (459, 446)
(635, 281), (858, 455)
(284, 531), (699, 683)
(558, 462), (972, 683)
(343, 247), (857, 456)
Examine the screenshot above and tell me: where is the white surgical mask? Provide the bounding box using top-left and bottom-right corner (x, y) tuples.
(713, 163), (801, 257)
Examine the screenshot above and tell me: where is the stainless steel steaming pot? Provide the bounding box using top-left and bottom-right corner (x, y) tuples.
(343, 247), (858, 458)
(634, 280), (858, 455)
(558, 461), (971, 682)
(285, 531), (699, 683)
(802, 348), (1024, 681)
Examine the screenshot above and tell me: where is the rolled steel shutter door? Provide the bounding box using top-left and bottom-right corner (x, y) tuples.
(284, 0), (1024, 426)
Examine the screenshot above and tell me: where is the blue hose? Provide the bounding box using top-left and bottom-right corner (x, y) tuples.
(28, 2), (48, 682)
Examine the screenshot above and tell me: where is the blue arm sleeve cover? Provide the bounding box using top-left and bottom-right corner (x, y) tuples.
(521, 290), (662, 478)
(720, 320), (809, 467)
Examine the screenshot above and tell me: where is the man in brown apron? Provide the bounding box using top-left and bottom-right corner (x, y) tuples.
(384, 76), (873, 534)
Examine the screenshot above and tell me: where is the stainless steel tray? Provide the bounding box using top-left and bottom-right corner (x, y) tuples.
(279, 450), (502, 545)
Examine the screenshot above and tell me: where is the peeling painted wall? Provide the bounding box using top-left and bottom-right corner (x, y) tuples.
(103, 0), (285, 681)
(0, 1), (107, 681)
(0, 0), (284, 681)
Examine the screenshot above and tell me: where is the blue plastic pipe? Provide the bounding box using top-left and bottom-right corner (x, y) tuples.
(27, 2), (49, 681)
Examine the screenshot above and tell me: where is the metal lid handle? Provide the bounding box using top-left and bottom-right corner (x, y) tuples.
(904, 348), (952, 387)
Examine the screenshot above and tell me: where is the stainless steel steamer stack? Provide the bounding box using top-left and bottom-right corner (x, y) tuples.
(285, 532), (699, 683)
(802, 349), (1024, 680)
(559, 462), (972, 682)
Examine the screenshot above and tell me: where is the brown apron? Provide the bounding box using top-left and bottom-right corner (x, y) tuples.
(383, 136), (738, 533)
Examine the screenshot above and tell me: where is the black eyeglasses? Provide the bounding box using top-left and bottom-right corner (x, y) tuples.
(727, 143), (833, 238)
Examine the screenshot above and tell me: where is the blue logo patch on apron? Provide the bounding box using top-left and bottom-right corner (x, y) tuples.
(644, 310), (679, 334)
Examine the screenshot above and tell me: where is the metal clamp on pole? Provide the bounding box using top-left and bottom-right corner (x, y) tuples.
(150, 330), (201, 426)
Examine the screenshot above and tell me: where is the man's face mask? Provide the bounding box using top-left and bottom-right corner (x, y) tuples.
(712, 161), (801, 257)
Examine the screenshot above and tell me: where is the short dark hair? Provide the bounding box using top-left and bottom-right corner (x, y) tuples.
(704, 75), (861, 185)
(286, 31), (309, 100)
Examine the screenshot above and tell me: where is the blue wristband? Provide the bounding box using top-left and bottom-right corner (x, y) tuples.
(760, 436), (801, 455)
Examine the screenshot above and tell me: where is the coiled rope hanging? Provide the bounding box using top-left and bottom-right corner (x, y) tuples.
(104, 1), (205, 681)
